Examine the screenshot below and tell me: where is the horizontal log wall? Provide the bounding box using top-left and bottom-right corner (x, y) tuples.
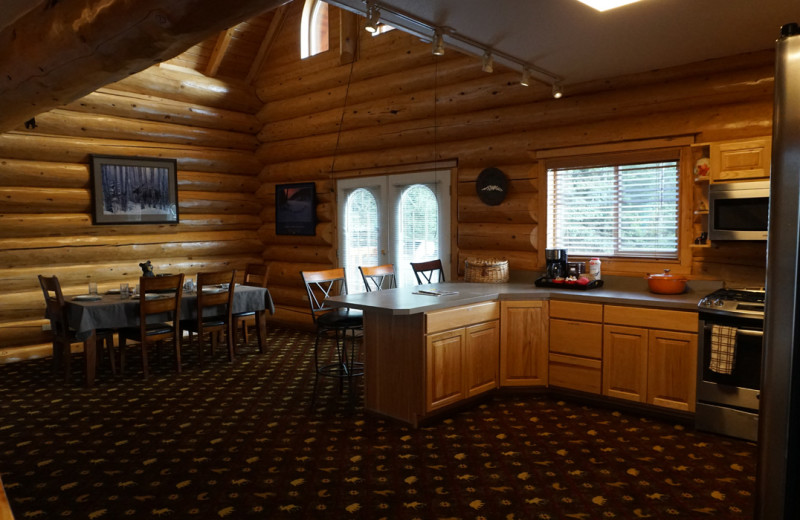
(255, 2), (773, 326)
(0, 65), (265, 357)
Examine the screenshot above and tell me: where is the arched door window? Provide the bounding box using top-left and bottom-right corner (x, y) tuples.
(300, 0), (329, 59)
(338, 171), (451, 292)
(342, 188), (379, 289)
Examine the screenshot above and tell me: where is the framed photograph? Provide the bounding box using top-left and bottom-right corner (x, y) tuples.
(90, 154), (179, 225)
(275, 182), (316, 236)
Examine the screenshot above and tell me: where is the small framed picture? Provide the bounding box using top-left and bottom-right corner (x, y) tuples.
(90, 154), (179, 225)
(275, 182), (316, 236)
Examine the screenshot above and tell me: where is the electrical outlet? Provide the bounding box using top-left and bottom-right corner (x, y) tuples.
(42, 323), (51, 331)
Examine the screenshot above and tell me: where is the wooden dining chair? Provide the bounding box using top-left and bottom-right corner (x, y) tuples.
(410, 259), (446, 284)
(118, 274), (184, 378)
(359, 264), (397, 292)
(233, 263), (268, 351)
(181, 270), (237, 363)
(300, 268), (364, 402)
(38, 274), (115, 384)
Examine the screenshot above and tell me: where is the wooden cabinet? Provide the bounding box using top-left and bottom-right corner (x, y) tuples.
(603, 305), (698, 412)
(548, 300), (603, 394)
(710, 137), (771, 182)
(425, 302), (499, 412)
(647, 329), (698, 412)
(500, 300), (549, 386)
(603, 324), (648, 402)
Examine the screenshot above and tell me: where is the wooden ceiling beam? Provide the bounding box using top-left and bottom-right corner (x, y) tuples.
(0, 0), (289, 133)
(246, 4), (289, 85)
(205, 28), (236, 78)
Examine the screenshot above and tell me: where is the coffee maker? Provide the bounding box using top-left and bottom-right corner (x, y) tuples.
(545, 248), (568, 279)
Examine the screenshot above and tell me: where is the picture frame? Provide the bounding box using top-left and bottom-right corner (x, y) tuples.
(90, 154), (179, 225)
(275, 182), (316, 236)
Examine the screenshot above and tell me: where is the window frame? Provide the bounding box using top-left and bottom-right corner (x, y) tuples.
(541, 146), (693, 276)
(300, 0), (330, 59)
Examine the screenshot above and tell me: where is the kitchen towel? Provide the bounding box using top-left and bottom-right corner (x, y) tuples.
(709, 324), (737, 375)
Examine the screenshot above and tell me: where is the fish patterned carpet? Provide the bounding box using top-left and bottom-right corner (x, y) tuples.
(0, 328), (757, 519)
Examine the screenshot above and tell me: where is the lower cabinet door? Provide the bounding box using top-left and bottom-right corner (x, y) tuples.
(647, 329), (698, 412)
(500, 301), (549, 386)
(465, 321), (499, 397)
(426, 328), (465, 412)
(603, 324), (648, 403)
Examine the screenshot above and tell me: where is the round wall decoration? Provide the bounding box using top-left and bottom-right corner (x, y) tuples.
(476, 167), (509, 206)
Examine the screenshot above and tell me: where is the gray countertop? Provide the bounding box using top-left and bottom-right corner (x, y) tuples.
(326, 275), (723, 315)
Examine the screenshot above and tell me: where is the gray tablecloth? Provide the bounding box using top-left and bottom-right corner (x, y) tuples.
(65, 285), (274, 340)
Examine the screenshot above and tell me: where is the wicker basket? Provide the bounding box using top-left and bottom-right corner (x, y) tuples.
(464, 257), (509, 283)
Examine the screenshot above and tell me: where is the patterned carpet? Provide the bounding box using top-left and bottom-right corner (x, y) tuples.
(0, 328), (757, 519)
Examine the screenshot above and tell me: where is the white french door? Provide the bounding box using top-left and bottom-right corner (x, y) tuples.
(337, 170), (451, 292)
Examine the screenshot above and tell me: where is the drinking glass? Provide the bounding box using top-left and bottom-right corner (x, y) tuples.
(88, 282), (98, 295)
(120, 283), (130, 299)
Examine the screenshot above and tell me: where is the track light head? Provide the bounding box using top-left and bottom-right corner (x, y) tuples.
(520, 68), (531, 87)
(432, 30), (445, 56)
(364, 3), (381, 33)
(552, 83), (564, 99)
(481, 51), (494, 73)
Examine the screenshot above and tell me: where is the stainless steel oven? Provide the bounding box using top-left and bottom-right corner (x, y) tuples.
(696, 288), (764, 441)
(708, 180), (769, 241)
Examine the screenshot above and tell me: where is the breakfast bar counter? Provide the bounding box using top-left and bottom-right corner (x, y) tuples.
(326, 276), (722, 426)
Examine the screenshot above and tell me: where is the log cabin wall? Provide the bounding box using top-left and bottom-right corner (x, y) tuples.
(255, 3), (773, 327)
(0, 65), (265, 360)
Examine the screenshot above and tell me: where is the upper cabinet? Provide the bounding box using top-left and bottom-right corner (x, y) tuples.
(709, 137), (772, 182)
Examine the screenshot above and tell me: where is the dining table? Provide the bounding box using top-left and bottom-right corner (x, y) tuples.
(63, 284), (275, 386)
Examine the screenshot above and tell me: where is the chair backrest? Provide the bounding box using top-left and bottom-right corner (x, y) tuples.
(242, 263), (267, 288)
(359, 264), (397, 292)
(410, 259), (446, 284)
(300, 268), (349, 324)
(138, 274), (184, 334)
(195, 270), (236, 322)
(38, 275), (71, 340)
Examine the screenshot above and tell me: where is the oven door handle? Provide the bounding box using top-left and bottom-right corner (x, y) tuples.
(737, 329), (763, 338)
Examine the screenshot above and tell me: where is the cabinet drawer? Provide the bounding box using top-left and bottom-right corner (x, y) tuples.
(604, 305), (698, 333)
(426, 301), (499, 334)
(548, 353), (602, 394)
(549, 319), (602, 358)
(549, 300), (603, 322)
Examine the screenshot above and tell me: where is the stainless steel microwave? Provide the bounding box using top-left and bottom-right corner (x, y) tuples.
(709, 180), (770, 241)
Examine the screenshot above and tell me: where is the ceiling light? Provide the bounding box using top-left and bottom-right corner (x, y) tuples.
(432, 30), (445, 56)
(575, 0), (643, 12)
(365, 2), (380, 33)
(520, 68), (531, 87)
(552, 83), (564, 99)
(481, 51), (494, 73)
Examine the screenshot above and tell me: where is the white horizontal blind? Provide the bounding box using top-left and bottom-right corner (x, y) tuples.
(341, 187), (380, 292)
(547, 159), (679, 258)
(394, 183), (440, 287)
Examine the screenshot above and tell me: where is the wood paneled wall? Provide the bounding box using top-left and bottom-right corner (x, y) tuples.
(255, 3), (773, 326)
(0, 65), (265, 358)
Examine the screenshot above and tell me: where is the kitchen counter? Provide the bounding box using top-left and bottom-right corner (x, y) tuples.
(326, 274), (720, 427)
(326, 274), (723, 314)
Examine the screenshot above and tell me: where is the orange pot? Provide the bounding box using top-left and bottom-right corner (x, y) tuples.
(645, 269), (688, 294)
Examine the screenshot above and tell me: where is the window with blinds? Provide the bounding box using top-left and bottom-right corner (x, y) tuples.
(546, 154), (680, 258)
(395, 184), (440, 287)
(341, 188), (379, 289)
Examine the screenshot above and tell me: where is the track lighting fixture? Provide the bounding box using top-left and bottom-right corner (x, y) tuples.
(432, 30), (445, 56)
(481, 51), (494, 73)
(552, 83), (564, 99)
(364, 2), (380, 33)
(520, 68), (531, 87)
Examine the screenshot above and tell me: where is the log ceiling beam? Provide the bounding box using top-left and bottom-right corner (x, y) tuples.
(0, 0), (289, 134)
(205, 27), (236, 78)
(246, 4), (289, 85)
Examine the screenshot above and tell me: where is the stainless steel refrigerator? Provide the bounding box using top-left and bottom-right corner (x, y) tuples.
(758, 22), (800, 520)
